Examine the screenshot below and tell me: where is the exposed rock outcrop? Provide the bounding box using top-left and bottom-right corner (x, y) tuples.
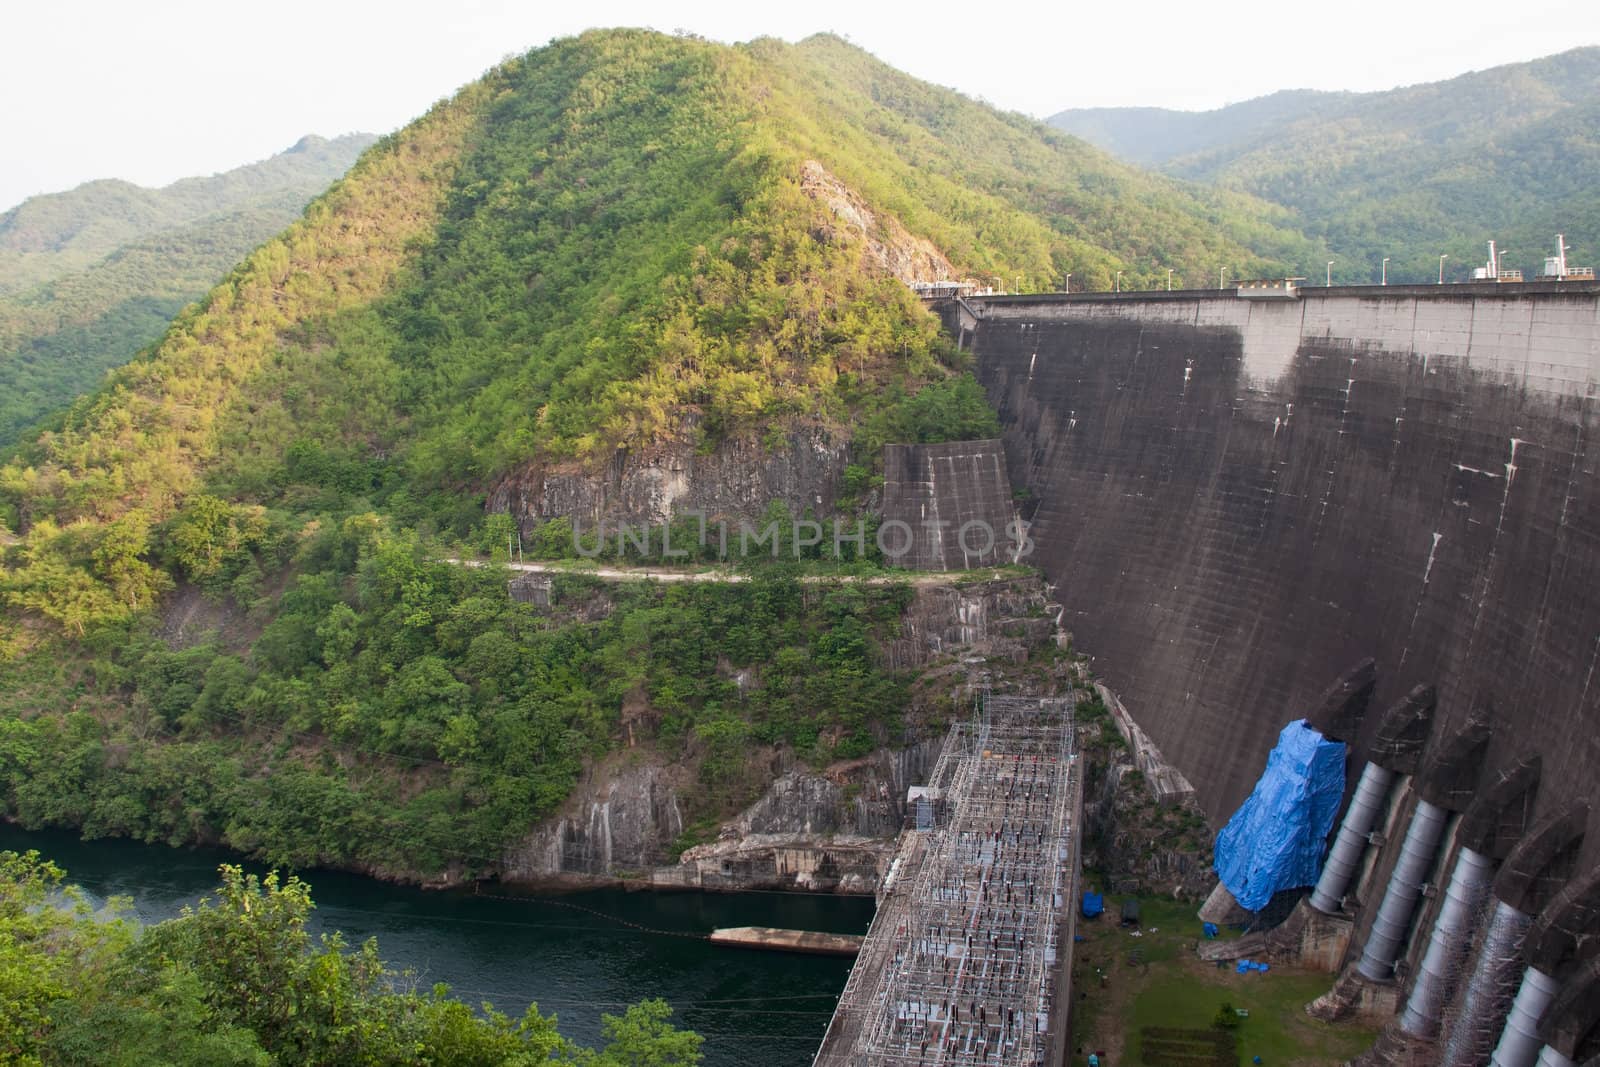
(488, 424), (851, 533)
(885, 577), (1059, 670)
(500, 741), (943, 893)
(798, 159), (954, 285)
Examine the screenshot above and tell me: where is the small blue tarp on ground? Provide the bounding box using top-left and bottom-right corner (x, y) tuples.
(1202, 922), (1219, 939)
(1081, 891), (1104, 918)
(1213, 719), (1346, 911)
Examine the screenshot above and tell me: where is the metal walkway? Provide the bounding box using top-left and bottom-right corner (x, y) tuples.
(815, 695), (1082, 1066)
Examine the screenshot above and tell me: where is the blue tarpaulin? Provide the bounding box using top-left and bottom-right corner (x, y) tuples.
(1213, 720), (1346, 911)
(1081, 891), (1104, 918)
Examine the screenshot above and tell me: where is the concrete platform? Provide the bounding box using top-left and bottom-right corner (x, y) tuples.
(708, 926), (863, 956)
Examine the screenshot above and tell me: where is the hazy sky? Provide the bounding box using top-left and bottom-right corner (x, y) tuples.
(3, 0), (1596, 210)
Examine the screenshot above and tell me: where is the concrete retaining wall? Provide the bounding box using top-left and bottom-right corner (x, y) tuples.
(880, 438), (1021, 570)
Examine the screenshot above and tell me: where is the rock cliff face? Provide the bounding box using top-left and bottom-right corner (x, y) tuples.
(798, 159), (955, 286)
(487, 426), (850, 533)
(884, 577), (1059, 670)
(499, 739), (944, 893)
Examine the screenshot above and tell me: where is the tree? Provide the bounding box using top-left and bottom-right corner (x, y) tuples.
(0, 850), (129, 1065)
(92, 511), (172, 612)
(583, 999), (704, 1067)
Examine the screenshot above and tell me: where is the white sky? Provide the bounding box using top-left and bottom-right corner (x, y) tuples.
(3, 0), (1597, 211)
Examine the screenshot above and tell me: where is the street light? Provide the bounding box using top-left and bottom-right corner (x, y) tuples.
(1382, 257), (1390, 286)
(1015, 274), (1022, 295)
(1438, 254), (1448, 284)
(1115, 270), (1123, 293)
(1219, 266), (1227, 290)
(1064, 272), (1071, 295)
(1167, 268), (1174, 291)
(1326, 260), (1335, 287)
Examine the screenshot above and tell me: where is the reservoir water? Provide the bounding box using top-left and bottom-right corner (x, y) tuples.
(0, 824), (873, 1066)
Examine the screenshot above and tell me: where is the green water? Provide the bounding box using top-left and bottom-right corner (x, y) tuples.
(0, 824), (873, 1066)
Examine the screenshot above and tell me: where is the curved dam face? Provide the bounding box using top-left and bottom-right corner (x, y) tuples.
(962, 283), (1600, 845)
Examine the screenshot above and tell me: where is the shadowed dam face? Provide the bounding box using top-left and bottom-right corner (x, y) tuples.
(964, 285), (1600, 850)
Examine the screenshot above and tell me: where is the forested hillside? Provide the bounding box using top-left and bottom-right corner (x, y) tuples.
(0, 31), (1311, 885)
(0, 135), (374, 448)
(1050, 47), (1600, 282)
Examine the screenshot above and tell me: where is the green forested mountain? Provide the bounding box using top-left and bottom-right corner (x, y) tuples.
(1049, 47), (1600, 282)
(0, 30), (1310, 889)
(0, 135), (374, 448)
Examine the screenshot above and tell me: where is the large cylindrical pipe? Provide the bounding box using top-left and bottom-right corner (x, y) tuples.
(1491, 967), (1562, 1067)
(1534, 1047), (1576, 1067)
(1357, 799), (1448, 980)
(1311, 761), (1395, 913)
(1441, 899), (1534, 1066)
(1401, 846), (1495, 1035)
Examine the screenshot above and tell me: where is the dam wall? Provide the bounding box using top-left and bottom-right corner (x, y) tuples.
(961, 283), (1600, 859)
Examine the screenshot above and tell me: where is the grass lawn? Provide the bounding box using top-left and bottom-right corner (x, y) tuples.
(1129, 971), (1375, 1065)
(1068, 889), (1376, 1066)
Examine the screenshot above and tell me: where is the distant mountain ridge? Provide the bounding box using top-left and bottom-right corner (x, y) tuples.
(0, 133), (374, 447)
(0, 134), (376, 292)
(1049, 47), (1600, 283)
(1047, 89), (1347, 167)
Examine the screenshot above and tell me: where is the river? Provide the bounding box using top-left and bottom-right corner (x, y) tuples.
(0, 824), (874, 1066)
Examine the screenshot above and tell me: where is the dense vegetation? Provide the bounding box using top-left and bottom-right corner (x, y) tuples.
(1049, 47), (1600, 283)
(0, 850), (700, 1065)
(0, 30), (1311, 884)
(0, 136), (374, 450)
(0, 508), (913, 872)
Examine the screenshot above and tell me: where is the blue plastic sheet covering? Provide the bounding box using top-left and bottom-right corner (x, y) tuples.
(1213, 720), (1346, 911)
(1081, 891), (1104, 918)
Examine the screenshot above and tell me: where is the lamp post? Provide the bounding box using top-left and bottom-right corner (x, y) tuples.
(1064, 272), (1071, 295)
(1438, 254), (1448, 284)
(1382, 257), (1390, 286)
(1015, 274), (1022, 295)
(1219, 266), (1227, 290)
(1326, 260), (1335, 287)
(1167, 268), (1174, 291)
(1115, 270), (1123, 293)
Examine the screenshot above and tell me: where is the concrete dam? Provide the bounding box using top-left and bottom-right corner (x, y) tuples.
(941, 280), (1600, 1062)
